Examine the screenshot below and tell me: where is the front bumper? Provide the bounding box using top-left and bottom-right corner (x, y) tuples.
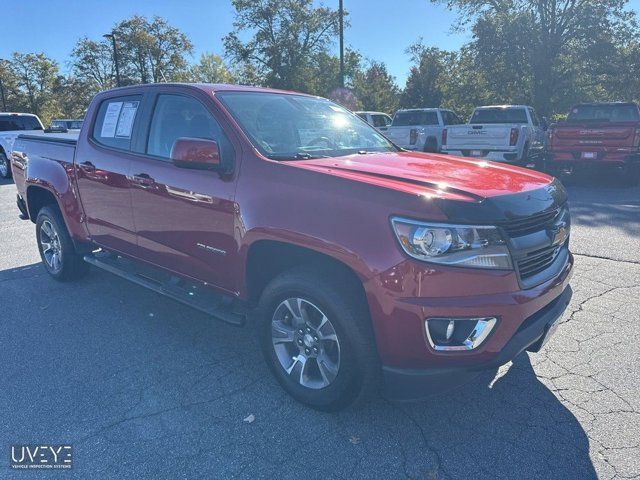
(382, 284), (572, 400)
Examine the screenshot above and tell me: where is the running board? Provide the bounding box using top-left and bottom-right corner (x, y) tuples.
(83, 253), (246, 326)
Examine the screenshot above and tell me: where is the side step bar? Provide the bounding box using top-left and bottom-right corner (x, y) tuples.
(83, 253), (246, 326)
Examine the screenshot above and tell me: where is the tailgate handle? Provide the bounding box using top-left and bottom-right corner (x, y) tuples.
(472, 125), (483, 129)
(79, 161), (96, 172)
(132, 173), (155, 186)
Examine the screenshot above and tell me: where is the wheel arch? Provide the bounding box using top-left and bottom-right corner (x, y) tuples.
(244, 239), (368, 307)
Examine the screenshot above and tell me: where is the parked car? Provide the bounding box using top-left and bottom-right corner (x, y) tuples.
(546, 102), (640, 183)
(442, 105), (546, 165)
(354, 111), (392, 130)
(50, 118), (84, 131)
(0, 113), (45, 179)
(11, 84), (573, 411)
(384, 108), (463, 152)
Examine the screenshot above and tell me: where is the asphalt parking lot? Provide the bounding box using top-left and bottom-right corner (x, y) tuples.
(0, 174), (638, 479)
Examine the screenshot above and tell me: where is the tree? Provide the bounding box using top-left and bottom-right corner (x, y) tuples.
(432, 0), (638, 115)
(0, 58), (26, 112)
(190, 53), (235, 84)
(400, 45), (451, 108)
(70, 38), (116, 91)
(53, 76), (92, 119)
(352, 61), (399, 113)
(11, 53), (60, 123)
(111, 15), (193, 84)
(223, 0), (342, 90)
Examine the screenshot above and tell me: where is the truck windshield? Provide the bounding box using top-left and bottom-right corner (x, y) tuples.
(392, 111), (438, 126)
(567, 104), (640, 123)
(0, 115), (43, 132)
(217, 92), (397, 159)
(470, 108), (528, 124)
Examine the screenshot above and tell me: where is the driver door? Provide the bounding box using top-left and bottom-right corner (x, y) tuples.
(129, 91), (240, 293)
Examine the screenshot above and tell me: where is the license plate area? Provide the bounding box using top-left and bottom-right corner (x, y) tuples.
(581, 151), (597, 159)
(470, 150), (483, 157)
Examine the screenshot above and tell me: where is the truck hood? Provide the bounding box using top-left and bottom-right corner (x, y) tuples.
(292, 151), (553, 203)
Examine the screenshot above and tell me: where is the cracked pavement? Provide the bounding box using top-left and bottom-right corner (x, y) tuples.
(0, 176), (638, 479)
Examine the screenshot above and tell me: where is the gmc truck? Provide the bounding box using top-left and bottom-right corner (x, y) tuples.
(11, 84), (573, 411)
(546, 102), (640, 184)
(0, 113), (45, 179)
(384, 108), (463, 152)
(441, 105), (546, 165)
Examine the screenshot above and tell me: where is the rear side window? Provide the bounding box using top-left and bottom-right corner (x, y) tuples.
(92, 95), (142, 151)
(146, 94), (233, 161)
(567, 104), (640, 123)
(0, 115), (43, 131)
(392, 111), (439, 126)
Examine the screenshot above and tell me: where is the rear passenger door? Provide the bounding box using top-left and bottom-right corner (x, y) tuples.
(76, 94), (142, 256)
(128, 89), (241, 293)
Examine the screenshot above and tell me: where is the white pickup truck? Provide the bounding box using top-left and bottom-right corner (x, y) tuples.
(441, 105), (546, 165)
(384, 108), (463, 153)
(0, 113), (45, 178)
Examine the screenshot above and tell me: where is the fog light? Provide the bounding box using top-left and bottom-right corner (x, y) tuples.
(425, 317), (497, 352)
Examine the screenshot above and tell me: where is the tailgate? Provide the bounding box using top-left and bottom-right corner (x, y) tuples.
(552, 123), (637, 149)
(446, 124), (511, 149)
(384, 126), (412, 145)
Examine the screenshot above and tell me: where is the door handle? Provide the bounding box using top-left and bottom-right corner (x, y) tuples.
(132, 173), (155, 186)
(79, 161), (96, 172)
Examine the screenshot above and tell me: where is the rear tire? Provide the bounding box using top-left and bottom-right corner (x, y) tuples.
(36, 205), (90, 281)
(423, 137), (438, 153)
(257, 265), (379, 411)
(0, 152), (11, 179)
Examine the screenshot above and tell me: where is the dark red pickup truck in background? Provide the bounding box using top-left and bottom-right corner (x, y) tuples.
(10, 83), (573, 410)
(547, 102), (640, 184)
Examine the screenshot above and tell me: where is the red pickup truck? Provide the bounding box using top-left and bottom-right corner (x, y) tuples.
(10, 84), (573, 410)
(547, 102), (640, 183)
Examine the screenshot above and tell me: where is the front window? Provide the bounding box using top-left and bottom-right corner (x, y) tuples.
(0, 115), (43, 132)
(217, 92), (397, 159)
(470, 108), (529, 124)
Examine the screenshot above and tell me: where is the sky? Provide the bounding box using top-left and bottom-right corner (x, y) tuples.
(0, 0), (469, 85)
(2, 0), (639, 86)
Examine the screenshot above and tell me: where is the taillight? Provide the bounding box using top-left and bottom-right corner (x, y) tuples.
(410, 128), (418, 145)
(634, 128), (640, 147)
(442, 128), (448, 146)
(509, 127), (519, 146)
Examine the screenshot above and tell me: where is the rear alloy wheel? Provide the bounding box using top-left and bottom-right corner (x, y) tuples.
(36, 206), (90, 281)
(0, 152), (11, 179)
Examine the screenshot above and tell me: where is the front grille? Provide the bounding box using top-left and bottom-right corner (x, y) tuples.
(499, 208), (561, 237)
(516, 244), (563, 280)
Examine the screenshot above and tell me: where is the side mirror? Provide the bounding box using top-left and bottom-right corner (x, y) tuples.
(171, 137), (221, 171)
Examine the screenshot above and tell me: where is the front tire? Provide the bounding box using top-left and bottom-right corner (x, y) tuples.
(36, 206), (89, 281)
(0, 152), (11, 179)
(257, 265), (379, 411)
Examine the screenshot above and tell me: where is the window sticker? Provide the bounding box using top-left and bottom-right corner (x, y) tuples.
(115, 101), (139, 138)
(100, 102), (123, 138)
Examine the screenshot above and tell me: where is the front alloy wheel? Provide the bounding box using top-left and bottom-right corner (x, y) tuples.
(271, 298), (341, 389)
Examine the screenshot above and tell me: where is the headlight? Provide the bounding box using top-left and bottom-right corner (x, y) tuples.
(391, 217), (512, 269)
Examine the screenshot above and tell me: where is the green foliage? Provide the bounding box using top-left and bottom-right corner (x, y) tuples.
(223, 0), (341, 90)
(352, 61), (399, 113)
(189, 53), (236, 84)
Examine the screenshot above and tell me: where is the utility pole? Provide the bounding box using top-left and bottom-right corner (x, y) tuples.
(103, 33), (122, 87)
(0, 76), (6, 111)
(339, 0), (344, 88)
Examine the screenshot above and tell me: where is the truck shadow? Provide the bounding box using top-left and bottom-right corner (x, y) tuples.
(0, 264), (597, 479)
(371, 354), (597, 479)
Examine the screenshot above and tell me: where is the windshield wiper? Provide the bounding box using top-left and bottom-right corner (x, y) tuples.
(267, 152), (331, 161)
